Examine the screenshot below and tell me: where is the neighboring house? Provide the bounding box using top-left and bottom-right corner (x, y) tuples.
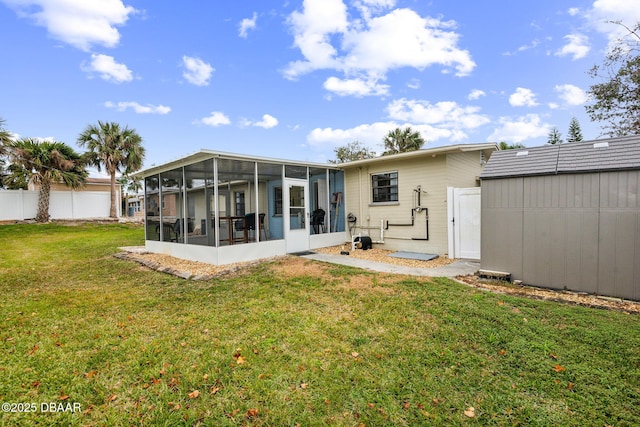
(13, 176), (121, 219)
(134, 143), (496, 266)
(480, 136), (640, 301)
(341, 143), (497, 259)
(29, 177), (120, 194)
(126, 194), (145, 218)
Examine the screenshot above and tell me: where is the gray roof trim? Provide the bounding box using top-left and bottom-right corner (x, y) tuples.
(480, 135), (640, 179)
(133, 149), (342, 178)
(339, 142), (498, 168)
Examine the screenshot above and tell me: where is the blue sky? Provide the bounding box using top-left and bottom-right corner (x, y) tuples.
(1, 0), (638, 172)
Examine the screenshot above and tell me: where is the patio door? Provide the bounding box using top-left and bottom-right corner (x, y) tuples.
(284, 178), (309, 253)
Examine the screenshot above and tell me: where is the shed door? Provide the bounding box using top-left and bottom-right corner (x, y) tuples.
(448, 187), (481, 260)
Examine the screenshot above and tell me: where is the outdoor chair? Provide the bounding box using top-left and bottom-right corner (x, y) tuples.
(311, 208), (325, 234)
(243, 213), (268, 241)
(161, 223), (177, 242)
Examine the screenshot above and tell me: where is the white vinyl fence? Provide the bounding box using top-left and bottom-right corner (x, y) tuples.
(0, 189), (117, 220)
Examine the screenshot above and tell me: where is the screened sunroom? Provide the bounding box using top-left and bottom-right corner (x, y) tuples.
(137, 150), (346, 265)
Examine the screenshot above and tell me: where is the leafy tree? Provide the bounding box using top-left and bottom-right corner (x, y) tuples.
(382, 127), (425, 156)
(586, 21), (640, 136)
(118, 174), (143, 215)
(547, 127), (563, 145)
(566, 117), (584, 142)
(78, 121), (145, 218)
(330, 141), (376, 163)
(498, 141), (526, 150)
(5, 138), (87, 222)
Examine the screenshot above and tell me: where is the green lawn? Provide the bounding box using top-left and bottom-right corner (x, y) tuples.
(1, 223), (639, 426)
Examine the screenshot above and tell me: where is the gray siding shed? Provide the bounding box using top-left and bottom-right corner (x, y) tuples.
(480, 136), (640, 301)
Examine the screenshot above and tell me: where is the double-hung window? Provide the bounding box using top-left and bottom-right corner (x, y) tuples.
(371, 171), (398, 203)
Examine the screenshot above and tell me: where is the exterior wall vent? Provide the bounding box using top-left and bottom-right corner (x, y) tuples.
(593, 142), (609, 148)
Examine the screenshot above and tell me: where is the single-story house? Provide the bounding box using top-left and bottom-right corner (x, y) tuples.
(340, 143), (497, 258)
(6, 177), (122, 219)
(480, 136), (640, 300)
(134, 143), (497, 266)
(29, 177), (120, 194)
(126, 193), (145, 218)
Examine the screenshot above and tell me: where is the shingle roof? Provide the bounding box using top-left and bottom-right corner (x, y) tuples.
(480, 136), (640, 179)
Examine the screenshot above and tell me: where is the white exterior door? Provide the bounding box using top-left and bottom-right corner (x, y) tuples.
(448, 187), (481, 260)
(284, 179), (309, 253)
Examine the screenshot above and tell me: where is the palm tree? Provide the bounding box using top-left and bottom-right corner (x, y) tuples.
(382, 127), (425, 155)
(5, 138), (87, 222)
(0, 118), (12, 173)
(0, 118), (11, 148)
(78, 121), (145, 218)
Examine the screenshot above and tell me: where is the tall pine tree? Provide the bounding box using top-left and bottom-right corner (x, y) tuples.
(547, 127), (563, 144)
(567, 117), (583, 142)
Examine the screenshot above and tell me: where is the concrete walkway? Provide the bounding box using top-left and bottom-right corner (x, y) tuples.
(300, 252), (479, 277)
(119, 246), (479, 278)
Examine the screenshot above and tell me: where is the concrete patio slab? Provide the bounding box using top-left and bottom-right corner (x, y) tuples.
(300, 252), (479, 277)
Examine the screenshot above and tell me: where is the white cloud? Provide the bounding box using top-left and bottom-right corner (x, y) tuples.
(504, 39), (540, 56)
(182, 56), (214, 86)
(82, 54), (133, 83)
(468, 89), (486, 100)
(386, 98), (490, 130)
(554, 84), (588, 106)
(306, 97), (491, 150)
(568, 7), (580, 16)
(284, 1), (475, 93)
(307, 122), (396, 150)
(555, 34), (590, 60)
(104, 101), (170, 114)
(407, 78), (420, 89)
(509, 87), (538, 107)
(342, 8), (475, 76)
(488, 114), (551, 143)
(239, 12), (257, 38)
(285, 0), (348, 78)
(253, 114), (278, 129)
(586, 0), (640, 41)
(239, 114), (279, 129)
(323, 76), (389, 97)
(196, 112), (231, 127)
(307, 121), (468, 151)
(2, 0), (136, 51)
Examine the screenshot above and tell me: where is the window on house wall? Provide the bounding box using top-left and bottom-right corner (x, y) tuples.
(274, 186), (283, 215)
(235, 191), (245, 216)
(371, 171), (398, 203)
